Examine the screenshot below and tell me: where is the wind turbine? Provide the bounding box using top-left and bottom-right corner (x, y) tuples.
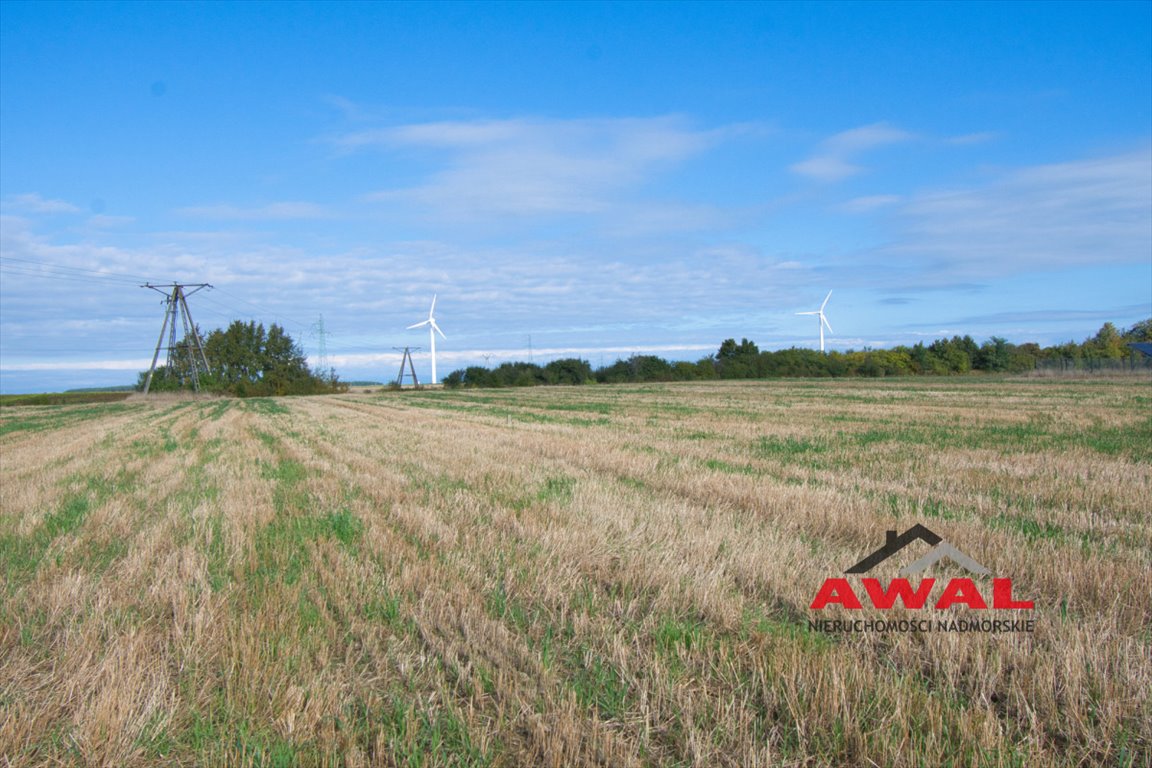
(407, 295), (447, 384)
(797, 290), (834, 352)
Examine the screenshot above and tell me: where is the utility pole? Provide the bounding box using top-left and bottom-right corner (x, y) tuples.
(141, 283), (212, 395)
(393, 346), (421, 388)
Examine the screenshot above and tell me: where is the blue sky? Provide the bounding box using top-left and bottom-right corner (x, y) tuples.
(1, 0), (1149, 391)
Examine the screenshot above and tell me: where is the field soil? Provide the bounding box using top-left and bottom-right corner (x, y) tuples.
(1, 379), (1149, 766)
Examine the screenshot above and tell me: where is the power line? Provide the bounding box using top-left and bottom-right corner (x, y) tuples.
(192, 294), (260, 324)
(210, 286), (316, 335)
(0, 255), (157, 285)
(0, 259), (312, 335)
(0, 264), (145, 287)
(2, 255), (417, 375)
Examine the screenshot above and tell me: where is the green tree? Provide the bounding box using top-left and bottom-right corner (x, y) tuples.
(1122, 318), (1152, 342)
(928, 337), (973, 373)
(487, 361), (547, 387)
(140, 321), (342, 396)
(1085, 322), (1126, 360)
(716, 338), (759, 378)
(975, 337), (1013, 372)
(544, 358), (593, 385)
(631, 355), (674, 382)
(134, 323), (213, 392)
(444, 366), (495, 388)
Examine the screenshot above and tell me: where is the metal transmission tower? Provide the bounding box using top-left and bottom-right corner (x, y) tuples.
(311, 314), (330, 374)
(141, 283), (212, 394)
(394, 347), (420, 387)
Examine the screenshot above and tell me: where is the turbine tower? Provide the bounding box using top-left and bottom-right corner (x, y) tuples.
(797, 290), (834, 352)
(407, 294), (447, 384)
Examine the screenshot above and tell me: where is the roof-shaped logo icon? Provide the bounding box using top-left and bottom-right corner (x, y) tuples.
(846, 524), (989, 576)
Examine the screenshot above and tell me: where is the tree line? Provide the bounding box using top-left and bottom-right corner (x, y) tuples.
(443, 319), (1152, 388)
(139, 318), (1149, 395)
(138, 320), (345, 396)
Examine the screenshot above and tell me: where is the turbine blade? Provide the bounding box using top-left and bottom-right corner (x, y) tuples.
(432, 321), (447, 340)
(796, 311), (818, 316)
(429, 294), (437, 318)
(821, 290), (832, 311)
(407, 320), (429, 330)
(822, 314), (833, 334)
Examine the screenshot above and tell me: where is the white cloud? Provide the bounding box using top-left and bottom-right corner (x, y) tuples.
(3, 193), (82, 214)
(823, 123), (913, 154)
(0, 215), (155, 283)
(345, 115), (746, 221)
(888, 147), (1152, 280)
(790, 155), (862, 183)
(840, 194), (902, 213)
(944, 131), (998, 146)
(86, 214), (137, 228)
(791, 122), (914, 182)
(176, 202), (333, 220)
(326, 343), (716, 369)
(1, 358), (152, 372)
(942, 306), (1151, 326)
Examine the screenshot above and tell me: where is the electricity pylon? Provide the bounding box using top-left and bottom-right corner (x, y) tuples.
(141, 283), (212, 394)
(394, 346), (420, 387)
(311, 314), (330, 374)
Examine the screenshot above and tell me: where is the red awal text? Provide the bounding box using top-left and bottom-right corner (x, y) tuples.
(810, 578), (1033, 610)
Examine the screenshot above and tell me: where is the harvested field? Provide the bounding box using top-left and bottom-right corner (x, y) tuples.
(1, 378), (1149, 766)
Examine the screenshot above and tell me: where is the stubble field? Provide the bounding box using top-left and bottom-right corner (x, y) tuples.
(1, 378), (1149, 767)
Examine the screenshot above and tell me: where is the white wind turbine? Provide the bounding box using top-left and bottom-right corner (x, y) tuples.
(407, 294), (447, 384)
(797, 290), (834, 352)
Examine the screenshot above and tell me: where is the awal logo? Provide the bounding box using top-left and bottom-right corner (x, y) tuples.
(845, 523), (989, 577)
(809, 524), (1035, 634)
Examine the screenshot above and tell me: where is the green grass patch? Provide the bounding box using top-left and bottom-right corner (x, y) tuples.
(82, 537), (129, 574)
(353, 695), (494, 767)
(617, 475), (648, 492)
(324, 507), (365, 549)
(362, 592), (406, 628)
(245, 397), (291, 415)
(844, 414), (1151, 462)
(754, 435), (828, 458)
(1057, 415), (1152, 463)
(540, 400), (615, 415)
(201, 399), (233, 421)
(989, 513), (1064, 542)
(568, 650), (633, 721)
(183, 709), (314, 767)
(485, 582), (531, 634)
(0, 402), (133, 436)
(131, 426), (181, 457)
(0, 471), (129, 587)
(922, 497), (963, 521)
(0, 391), (132, 406)
(651, 615), (717, 677)
(206, 514), (231, 592)
(648, 402), (703, 416)
(537, 475), (576, 506)
(851, 428), (901, 448)
(42, 492), (91, 539)
(250, 507), (365, 588)
(704, 458), (759, 475)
